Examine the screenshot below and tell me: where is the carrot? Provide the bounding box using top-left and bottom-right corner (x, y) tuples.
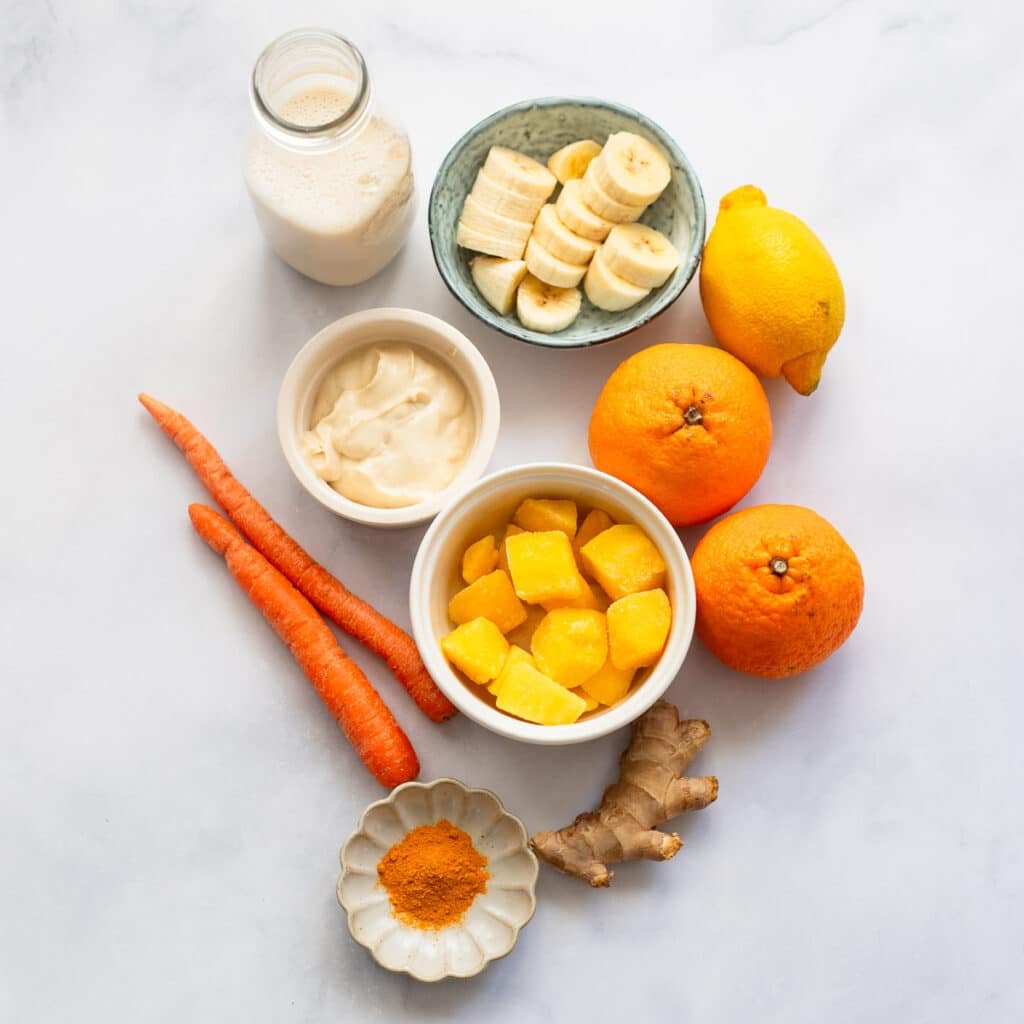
(189, 503), (419, 788)
(139, 393), (456, 723)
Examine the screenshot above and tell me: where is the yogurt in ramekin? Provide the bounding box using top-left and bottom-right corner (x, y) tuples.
(278, 308), (500, 528)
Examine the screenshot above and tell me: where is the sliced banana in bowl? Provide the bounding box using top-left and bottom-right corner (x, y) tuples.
(584, 249), (651, 312)
(460, 195), (534, 248)
(471, 257), (528, 316)
(429, 96), (705, 347)
(456, 222), (529, 262)
(471, 169), (548, 222)
(547, 139), (602, 185)
(556, 180), (615, 242)
(581, 163), (647, 223)
(601, 223), (680, 290)
(524, 235), (588, 290)
(532, 205), (600, 266)
(483, 146), (558, 201)
(590, 132), (672, 207)
(516, 273), (582, 333)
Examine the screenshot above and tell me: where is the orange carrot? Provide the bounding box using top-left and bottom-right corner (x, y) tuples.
(189, 503), (419, 788)
(139, 393), (455, 723)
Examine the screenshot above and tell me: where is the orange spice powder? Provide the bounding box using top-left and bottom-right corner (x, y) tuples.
(377, 819), (489, 930)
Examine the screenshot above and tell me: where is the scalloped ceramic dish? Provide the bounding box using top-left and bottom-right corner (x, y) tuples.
(337, 779), (538, 981)
(428, 96), (706, 348)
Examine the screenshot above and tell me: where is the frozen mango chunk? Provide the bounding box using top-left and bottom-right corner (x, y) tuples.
(581, 524), (667, 600)
(449, 570), (528, 634)
(442, 618), (509, 684)
(541, 577), (608, 612)
(505, 531), (585, 605)
(496, 660), (587, 725)
(531, 608), (608, 687)
(574, 508), (614, 553)
(488, 644), (534, 697)
(514, 498), (578, 538)
(497, 523), (524, 573)
(462, 535), (499, 584)
(580, 656), (635, 706)
(607, 588), (671, 671)
(572, 688), (600, 712)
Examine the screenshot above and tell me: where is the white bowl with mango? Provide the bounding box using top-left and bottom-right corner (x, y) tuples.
(409, 464), (695, 744)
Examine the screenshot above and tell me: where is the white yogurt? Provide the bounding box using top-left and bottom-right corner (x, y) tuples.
(302, 345), (476, 509)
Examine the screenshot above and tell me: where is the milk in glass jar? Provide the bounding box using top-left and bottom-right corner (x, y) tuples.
(244, 29), (415, 285)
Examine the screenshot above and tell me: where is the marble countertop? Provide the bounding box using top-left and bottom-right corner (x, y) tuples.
(3, 1), (1021, 1020)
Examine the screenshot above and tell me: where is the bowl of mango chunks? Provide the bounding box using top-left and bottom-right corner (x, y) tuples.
(409, 463), (696, 744)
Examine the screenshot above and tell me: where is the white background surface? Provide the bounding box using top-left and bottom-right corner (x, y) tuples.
(3, 1), (1022, 1020)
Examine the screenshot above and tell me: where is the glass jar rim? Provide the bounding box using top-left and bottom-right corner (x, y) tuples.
(250, 27), (369, 138)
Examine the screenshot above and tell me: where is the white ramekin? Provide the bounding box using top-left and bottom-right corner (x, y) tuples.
(409, 463), (696, 745)
(277, 308), (500, 528)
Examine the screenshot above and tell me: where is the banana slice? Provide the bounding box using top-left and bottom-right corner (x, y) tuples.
(459, 194), (533, 246)
(590, 132), (671, 206)
(547, 139), (602, 184)
(531, 205), (599, 266)
(525, 235), (588, 288)
(556, 179), (615, 242)
(516, 273), (582, 333)
(601, 223), (680, 288)
(584, 248), (651, 311)
(470, 169), (546, 222)
(581, 164), (647, 223)
(483, 146), (557, 201)
(456, 222), (528, 260)
(471, 256), (528, 315)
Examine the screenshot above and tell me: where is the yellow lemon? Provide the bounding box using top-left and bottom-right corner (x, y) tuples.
(699, 186), (845, 395)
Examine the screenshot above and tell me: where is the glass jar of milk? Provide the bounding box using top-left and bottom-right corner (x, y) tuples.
(244, 29), (415, 286)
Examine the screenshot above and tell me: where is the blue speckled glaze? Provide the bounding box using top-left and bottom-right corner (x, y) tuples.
(428, 97), (706, 349)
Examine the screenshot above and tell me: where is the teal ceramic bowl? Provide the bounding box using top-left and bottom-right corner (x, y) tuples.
(429, 97), (705, 348)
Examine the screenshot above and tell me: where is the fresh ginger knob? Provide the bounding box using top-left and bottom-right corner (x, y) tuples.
(530, 701), (718, 886)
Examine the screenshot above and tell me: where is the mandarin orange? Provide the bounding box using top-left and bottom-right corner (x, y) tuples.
(588, 343), (772, 526)
(691, 504), (863, 678)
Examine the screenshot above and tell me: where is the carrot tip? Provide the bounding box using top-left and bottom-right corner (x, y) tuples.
(189, 503), (240, 556)
(138, 392), (165, 416)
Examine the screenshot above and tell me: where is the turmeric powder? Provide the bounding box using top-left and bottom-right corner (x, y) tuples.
(377, 819), (489, 929)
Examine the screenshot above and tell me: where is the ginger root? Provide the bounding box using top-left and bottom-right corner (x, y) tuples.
(530, 701), (718, 886)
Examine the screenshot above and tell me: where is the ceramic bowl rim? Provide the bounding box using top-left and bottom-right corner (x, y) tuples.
(409, 462), (697, 744)
(428, 95), (707, 349)
(277, 307), (501, 528)
(337, 777), (539, 982)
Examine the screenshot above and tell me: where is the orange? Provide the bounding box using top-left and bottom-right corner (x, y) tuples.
(691, 504), (863, 678)
(588, 343), (772, 526)
(699, 186), (845, 396)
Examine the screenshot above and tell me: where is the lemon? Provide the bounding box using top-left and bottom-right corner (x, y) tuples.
(699, 186), (845, 395)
